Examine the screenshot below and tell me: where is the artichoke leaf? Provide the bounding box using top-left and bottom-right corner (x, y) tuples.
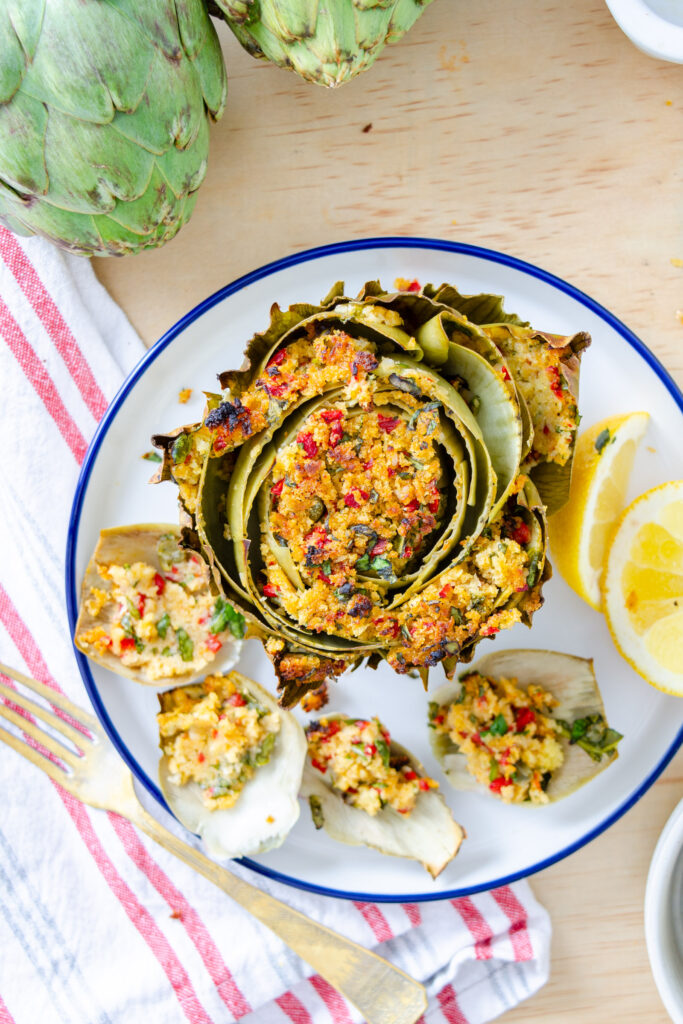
(431, 649), (620, 803)
(159, 672), (306, 859)
(300, 721), (463, 878)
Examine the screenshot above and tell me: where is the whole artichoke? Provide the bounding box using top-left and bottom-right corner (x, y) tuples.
(0, 0), (227, 256)
(212, 0), (436, 87)
(154, 281), (589, 707)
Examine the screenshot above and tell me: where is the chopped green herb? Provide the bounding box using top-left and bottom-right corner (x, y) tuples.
(355, 554), (370, 571)
(120, 612), (135, 637)
(126, 597), (141, 621)
(254, 731), (277, 766)
(171, 434), (191, 464)
(484, 714), (509, 737)
(309, 795), (325, 830)
(209, 597), (246, 639)
(142, 450), (162, 463)
(176, 628), (194, 663)
(489, 760), (501, 781)
(156, 612), (171, 638)
(594, 428), (612, 454)
(375, 737), (391, 768)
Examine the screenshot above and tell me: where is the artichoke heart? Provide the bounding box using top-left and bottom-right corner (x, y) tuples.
(74, 524), (244, 685)
(158, 671), (306, 858)
(300, 713), (464, 878)
(153, 280), (589, 706)
(429, 649), (622, 804)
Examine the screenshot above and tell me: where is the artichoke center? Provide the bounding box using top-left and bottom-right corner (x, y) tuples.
(262, 402), (447, 621)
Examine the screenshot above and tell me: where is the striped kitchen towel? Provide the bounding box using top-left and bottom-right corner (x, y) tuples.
(0, 227), (551, 1024)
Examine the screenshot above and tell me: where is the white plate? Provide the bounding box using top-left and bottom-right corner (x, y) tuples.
(66, 238), (683, 902)
(646, 799), (683, 1023)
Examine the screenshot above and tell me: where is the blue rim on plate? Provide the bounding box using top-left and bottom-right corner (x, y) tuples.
(65, 236), (683, 903)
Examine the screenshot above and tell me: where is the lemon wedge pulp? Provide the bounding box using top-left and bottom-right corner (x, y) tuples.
(549, 412), (650, 610)
(603, 481), (683, 697)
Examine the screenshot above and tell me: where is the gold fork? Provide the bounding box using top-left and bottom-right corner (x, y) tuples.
(0, 660), (427, 1024)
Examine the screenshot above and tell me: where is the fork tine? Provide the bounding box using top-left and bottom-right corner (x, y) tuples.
(0, 678), (90, 749)
(0, 661), (98, 730)
(0, 723), (72, 787)
(0, 701), (82, 769)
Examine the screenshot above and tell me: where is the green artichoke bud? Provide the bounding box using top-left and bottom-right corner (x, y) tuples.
(153, 280), (589, 707)
(0, 0), (227, 256)
(212, 0), (436, 87)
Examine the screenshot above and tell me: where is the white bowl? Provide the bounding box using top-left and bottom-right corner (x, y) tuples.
(645, 799), (683, 1023)
(605, 0), (683, 63)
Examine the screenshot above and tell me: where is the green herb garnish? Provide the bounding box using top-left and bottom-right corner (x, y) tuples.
(156, 612), (170, 639)
(176, 627), (194, 662)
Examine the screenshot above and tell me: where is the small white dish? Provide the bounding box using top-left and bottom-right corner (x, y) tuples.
(605, 0), (683, 63)
(645, 799), (683, 1023)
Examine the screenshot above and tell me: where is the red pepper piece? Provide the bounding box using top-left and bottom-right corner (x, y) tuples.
(119, 637), (136, 652)
(428, 496), (440, 514)
(205, 635), (222, 653)
(406, 279), (421, 292)
(403, 769), (418, 781)
(297, 432), (318, 458)
(377, 414), (400, 433)
(514, 707), (536, 732)
(329, 422), (344, 446)
(501, 365), (511, 381)
(311, 758), (327, 774)
(405, 498), (419, 513)
(418, 779), (431, 791)
(270, 478), (284, 498)
(153, 572), (165, 596)
(321, 408), (343, 422)
(265, 381), (288, 398)
(548, 365), (564, 399)
(370, 539), (389, 556)
(439, 584), (452, 598)
(267, 349), (287, 367)
(197, 752), (205, 763)
(318, 571), (331, 584)
(364, 743), (377, 757)
(509, 520), (531, 546)
(263, 584), (279, 599)
(137, 594), (146, 618)
(344, 493), (360, 509)
(489, 776), (514, 794)
(227, 692), (246, 707)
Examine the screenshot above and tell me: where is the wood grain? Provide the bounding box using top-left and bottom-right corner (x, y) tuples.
(93, 1), (683, 1019)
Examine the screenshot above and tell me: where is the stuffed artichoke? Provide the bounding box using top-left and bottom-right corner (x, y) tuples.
(0, 0), (227, 256)
(211, 0), (436, 88)
(154, 280), (589, 706)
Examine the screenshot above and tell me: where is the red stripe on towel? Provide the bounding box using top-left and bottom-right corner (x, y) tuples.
(402, 903), (422, 927)
(492, 886), (533, 961)
(65, 798), (214, 1024)
(309, 975), (353, 1024)
(0, 228), (108, 420)
(436, 984), (469, 1024)
(451, 898), (493, 960)
(353, 902), (393, 943)
(110, 814), (252, 1019)
(0, 295), (87, 462)
(275, 992), (315, 1024)
(0, 587), (214, 1024)
(0, 994), (16, 1024)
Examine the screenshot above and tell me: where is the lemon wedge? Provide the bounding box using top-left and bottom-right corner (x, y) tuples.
(602, 481), (683, 696)
(548, 411), (650, 609)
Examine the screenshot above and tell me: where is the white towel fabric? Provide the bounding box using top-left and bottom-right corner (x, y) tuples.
(0, 228), (551, 1024)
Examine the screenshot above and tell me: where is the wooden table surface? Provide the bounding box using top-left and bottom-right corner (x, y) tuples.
(95, 1), (683, 1020)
